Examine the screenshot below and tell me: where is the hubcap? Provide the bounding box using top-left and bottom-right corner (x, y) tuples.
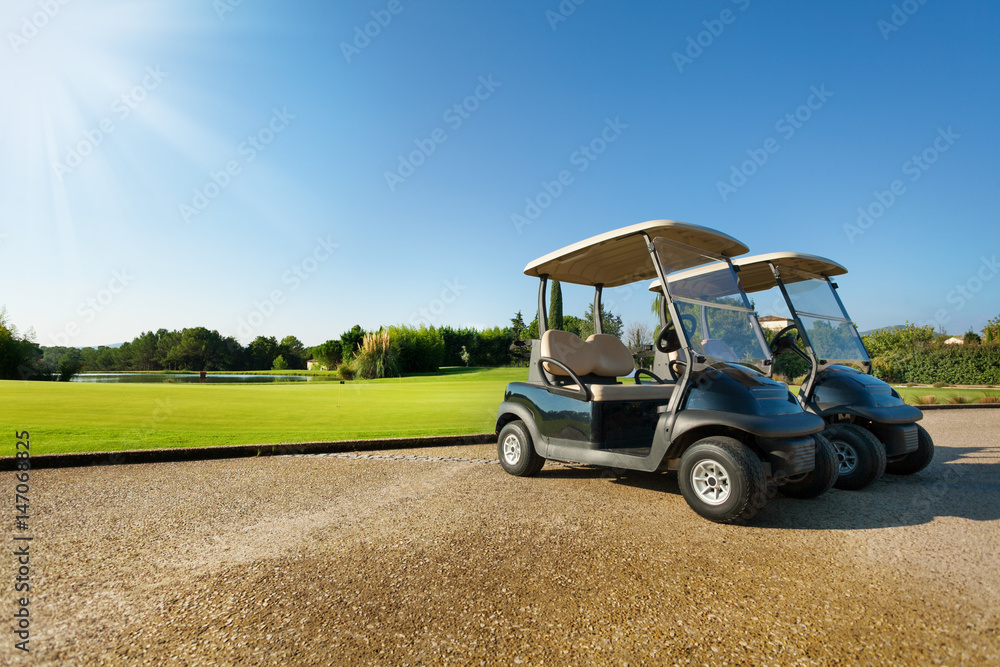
(691, 460), (732, 505)
(834, 441), (858, 475)
(502, 434), (521, 466)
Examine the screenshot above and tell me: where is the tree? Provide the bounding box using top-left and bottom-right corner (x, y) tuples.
(248, 336), (279, 370)
(58, 349), (82, 381)
(312, 339), (343, 369)
(278, 335), (307, 369)
(510, 311), (527, 341)
(548, 280), (563, 331)
(625, 322), (652, 348)
(964, 329), (982, 345)
(580, 303), (623, 339)
(0, 308), (43, 380)
(984, 316), (1000, 344)
(340, 325), (365, 361)
(272, 354), (289, 370)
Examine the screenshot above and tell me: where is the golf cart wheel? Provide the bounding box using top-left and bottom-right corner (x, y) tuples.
(885, 424), (934, 476)
(778, 433), (838, 499)
(678, 437), (767, 524)
(824, 423), (886, 491)
(497, 420), (545, 477)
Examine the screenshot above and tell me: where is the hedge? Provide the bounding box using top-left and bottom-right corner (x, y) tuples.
(872, 343), (1000, 385)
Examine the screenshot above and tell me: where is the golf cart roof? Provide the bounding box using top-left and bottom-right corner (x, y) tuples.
(649, 252), (848, 294)
(523, 220), (748, 288)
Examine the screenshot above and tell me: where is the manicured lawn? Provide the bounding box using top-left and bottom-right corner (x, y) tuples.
(1, 367), (527, 455)
(6, 367), (998, 456)
(893, 386), (1000, 405)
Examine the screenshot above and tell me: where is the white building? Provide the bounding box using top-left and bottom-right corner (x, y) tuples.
(759, 315), (794, 332)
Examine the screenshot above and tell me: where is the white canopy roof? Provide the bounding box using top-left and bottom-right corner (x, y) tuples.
(650, 252), (848, 294)
(523, 220), (748, 287)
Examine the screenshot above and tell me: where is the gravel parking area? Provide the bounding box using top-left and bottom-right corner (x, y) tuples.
(5, 410), (998, 665)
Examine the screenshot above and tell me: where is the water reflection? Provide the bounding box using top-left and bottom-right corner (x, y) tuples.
(70, 373), (314, 383)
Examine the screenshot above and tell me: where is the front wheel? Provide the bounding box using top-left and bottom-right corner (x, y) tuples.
(678, 437), (767, 524)
(885, 424), (934, 475)
(824, 423), (886, 491)
(497, 420), (545, 477)
(778, 433), (839, 499)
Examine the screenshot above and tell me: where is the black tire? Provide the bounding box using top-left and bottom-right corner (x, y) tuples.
(497, 420), (545, 477)
(885, 424), (934, 476)
(824, 423), (886, 491)
(778, 433), (839, 499)
(678, 437), (767, 524)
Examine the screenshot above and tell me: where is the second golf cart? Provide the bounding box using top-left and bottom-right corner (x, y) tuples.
(495, 221), (838, 523)
(724, 252), (934, 487)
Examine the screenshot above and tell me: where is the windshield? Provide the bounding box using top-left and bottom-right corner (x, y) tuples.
(783, 277), (870, 362)
(666, 265), (772, 371)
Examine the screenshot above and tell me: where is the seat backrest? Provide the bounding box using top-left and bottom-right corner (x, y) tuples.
(540, 330), (597, 376)
(586, 334), (635, 378)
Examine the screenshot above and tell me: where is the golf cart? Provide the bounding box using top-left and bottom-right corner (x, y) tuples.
(716, 253), (933, 486)
(495, 221), (837, 524)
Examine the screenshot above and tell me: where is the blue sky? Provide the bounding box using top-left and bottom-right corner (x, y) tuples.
(2, 0), (997, 347)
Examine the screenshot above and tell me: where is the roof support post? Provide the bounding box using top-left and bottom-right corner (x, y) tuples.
(593, 285), (603, 336)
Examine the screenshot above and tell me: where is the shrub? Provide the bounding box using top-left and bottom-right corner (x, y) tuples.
(978, 395), (999, 404)
(336, 362), (355, 381)
(933, 381), (947, 388)
(947, 395), (968, 404)
(353, 330), (398, 379)
(388, 325), (444, 373)
(913, 395), (937, 405)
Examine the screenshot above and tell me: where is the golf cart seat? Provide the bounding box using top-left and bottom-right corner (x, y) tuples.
(701, 339), (739, 362)
(540, 330), (674, 401)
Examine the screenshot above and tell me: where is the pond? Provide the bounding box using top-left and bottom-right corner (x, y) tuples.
(70, 373), (315, 384)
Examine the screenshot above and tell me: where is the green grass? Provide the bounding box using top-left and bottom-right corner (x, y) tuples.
(892, 387), (1000, 405)
(1, 367), (527, 455)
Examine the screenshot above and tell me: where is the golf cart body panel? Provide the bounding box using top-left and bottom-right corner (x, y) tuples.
(497, 221), (830, 505)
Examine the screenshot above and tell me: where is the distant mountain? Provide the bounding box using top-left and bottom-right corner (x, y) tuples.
(858, 325), (907, 337)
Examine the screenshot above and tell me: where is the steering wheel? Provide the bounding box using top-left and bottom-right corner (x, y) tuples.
(634, 368), (665, 385)
(769, 324), (800, 355)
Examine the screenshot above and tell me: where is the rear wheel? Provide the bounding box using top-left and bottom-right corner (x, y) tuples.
(497, 420), (545, 477)
(778, 433), (839, 499)
(678, 437), (767, 523)
(885, 424), (934, 475)
(824, 423), (886, 490)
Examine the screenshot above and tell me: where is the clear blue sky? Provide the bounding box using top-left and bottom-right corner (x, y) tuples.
(2, 0), (997, 347)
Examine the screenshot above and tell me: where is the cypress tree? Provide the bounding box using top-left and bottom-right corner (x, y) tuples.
(548, 280), (564, 331)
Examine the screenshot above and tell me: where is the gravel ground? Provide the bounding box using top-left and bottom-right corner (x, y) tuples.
(4, 410), (998, 665)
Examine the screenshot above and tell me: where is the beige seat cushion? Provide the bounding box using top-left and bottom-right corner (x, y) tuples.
(560, 383), (675, 402)
(540, 330), (597, 376)
(586, 334), (636, 377)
